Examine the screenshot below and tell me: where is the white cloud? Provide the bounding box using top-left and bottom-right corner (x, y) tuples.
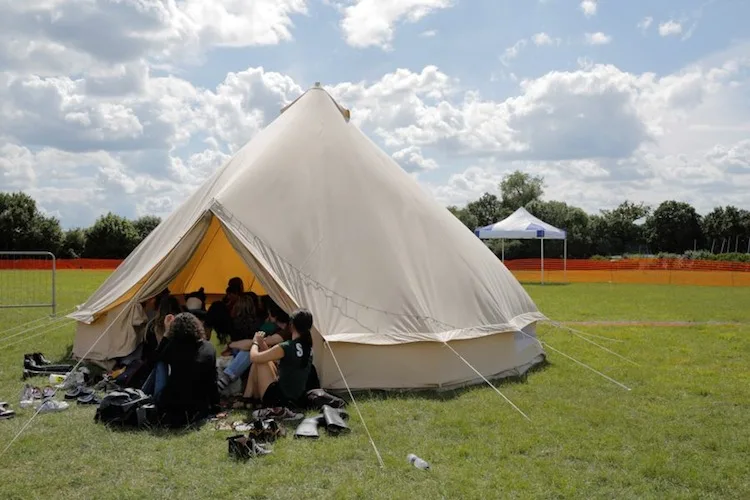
(659, 20), (683, 37)
(0, 0), (309, 74)
(501, 39), (528, 66)
(532, 32), (560, 46)
(392, 146), (439, 172)
(420, 30), (438, 37)
(585, 32), (612, 45)
(580, 0), (597, 17)
(637, 16), (653, 33)
(339, 0), (453, 49)
(1, 0), (749, 230)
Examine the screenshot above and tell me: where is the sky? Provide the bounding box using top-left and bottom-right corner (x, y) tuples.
(1, 0), (749, 229)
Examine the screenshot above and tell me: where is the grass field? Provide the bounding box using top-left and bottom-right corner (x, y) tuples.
(1, 271), (749, 499)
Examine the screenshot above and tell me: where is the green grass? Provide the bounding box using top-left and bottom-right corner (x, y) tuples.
(1, 272), (749, 499)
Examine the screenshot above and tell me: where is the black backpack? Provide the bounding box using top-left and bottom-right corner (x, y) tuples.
(94, 388), (153, 427)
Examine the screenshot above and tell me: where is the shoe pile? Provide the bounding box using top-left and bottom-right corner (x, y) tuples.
(19, 384), (69, 414)
(226, 434), (273, 460)
(22, 353), (75, 380)
(250, 406), (305, 423)
(294, 405), (350, 439)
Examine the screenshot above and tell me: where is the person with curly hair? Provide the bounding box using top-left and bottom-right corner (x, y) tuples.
(151, 312), (220, 428)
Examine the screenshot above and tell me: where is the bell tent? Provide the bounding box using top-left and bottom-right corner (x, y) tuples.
(69, 85), (547, 391)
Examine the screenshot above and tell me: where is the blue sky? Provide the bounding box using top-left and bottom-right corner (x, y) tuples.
(1, 0), (749, 228)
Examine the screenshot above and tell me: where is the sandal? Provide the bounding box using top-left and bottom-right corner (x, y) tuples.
(227, 435), (254, 460)
(0, 407), (15, 420)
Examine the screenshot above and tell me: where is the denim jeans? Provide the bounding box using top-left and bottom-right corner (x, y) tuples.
(142, 362), (168, 400)
(224, 351), (251, 380)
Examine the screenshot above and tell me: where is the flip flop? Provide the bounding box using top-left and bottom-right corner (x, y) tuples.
(294, 417), (321, 439)
(319, 405), (350, 436)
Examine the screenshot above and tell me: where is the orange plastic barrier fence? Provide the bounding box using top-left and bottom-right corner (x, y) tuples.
(0, 259), (122, 270)
(1, 257), (750, 287)
(505, 258), (750, 287)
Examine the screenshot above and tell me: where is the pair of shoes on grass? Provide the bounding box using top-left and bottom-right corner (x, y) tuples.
(294, 405), (350, 439)
(226, 435), (273, 460)
(20, 384), (54, 407)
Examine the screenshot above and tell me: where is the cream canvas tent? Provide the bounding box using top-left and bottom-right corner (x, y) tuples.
(69, 85), (547, 391)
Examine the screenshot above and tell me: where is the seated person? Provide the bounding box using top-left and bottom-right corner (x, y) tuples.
(208, 277), (245, 346)
(184, 288), (211, 340)
(231, 292), (261, 342)
(132, 295), (181, 389)
(216, 297), (285, 391)
(147, 312), (220, 428)
(244, 308), (314, 408)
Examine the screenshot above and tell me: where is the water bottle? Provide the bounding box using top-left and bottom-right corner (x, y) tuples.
(407, 453), (430, 470)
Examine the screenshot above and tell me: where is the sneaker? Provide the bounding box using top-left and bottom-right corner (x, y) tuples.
(19, 384), (34, 408)
(38, 399), (69, 413)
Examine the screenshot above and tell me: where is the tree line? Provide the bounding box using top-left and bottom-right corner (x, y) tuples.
(0, 192), (161, 259)
(3, 174), (750, 261)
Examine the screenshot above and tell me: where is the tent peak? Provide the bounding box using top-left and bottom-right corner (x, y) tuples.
(280, 84), (351, 122)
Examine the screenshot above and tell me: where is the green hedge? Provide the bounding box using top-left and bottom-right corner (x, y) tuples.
(587, 252), (750, 263)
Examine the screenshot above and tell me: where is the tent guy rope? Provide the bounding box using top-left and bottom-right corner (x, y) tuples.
(0, 309), (75, 343)
(442, 341), (531, 421)
(325, 341), (385, 468)
(0, 319), (74, 351)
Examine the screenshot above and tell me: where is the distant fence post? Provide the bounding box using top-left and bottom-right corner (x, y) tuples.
(0, 251), (57, 318)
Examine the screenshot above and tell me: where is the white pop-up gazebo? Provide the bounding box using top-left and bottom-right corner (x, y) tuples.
(475, 207), (567, 284)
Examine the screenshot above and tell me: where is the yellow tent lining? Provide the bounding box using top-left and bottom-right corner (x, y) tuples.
(94, 215), (265, 320)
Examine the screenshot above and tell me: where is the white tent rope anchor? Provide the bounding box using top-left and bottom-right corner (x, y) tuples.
(442, 341), (531, 422)
(325, 341), (385, 468)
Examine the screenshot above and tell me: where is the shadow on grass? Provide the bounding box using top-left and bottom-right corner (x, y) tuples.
(347, 359), (553, 404)
(100, 418), (210, 439)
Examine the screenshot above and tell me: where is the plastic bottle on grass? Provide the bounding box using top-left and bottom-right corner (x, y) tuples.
(407, 453), (430, 470)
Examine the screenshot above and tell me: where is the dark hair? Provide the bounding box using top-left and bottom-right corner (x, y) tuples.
(153, 288), (171, 310)
(168, 312), (204, 343)
(290, 308), (313, 367)
(226, 277), (244, 295)
(207, 301), (232, 344)
(154, 296), (181, 337)
(185, 287), (206, 305)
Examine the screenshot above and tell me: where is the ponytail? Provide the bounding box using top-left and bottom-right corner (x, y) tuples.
(290, 308), (314, 367)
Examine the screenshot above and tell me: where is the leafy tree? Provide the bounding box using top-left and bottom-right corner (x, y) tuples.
(0, 192), (63, 253)
(465, 193), (507, 228)
(84, 213), (140, 259)
(526, 199), (591, 258)
(133, 215), (162, 242)
(500, 171), (544, 210)
(702, 206), (747, 251)
(644, 201), (703, 253)
(62, 228), (87, 258)
(596, 201), (651, 255)
(447, 206), (479, 232)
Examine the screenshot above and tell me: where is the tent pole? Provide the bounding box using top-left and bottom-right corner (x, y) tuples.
(540, 238), (545, 285)
(564, 237), (567, 284)
(501, 239), (505, 263)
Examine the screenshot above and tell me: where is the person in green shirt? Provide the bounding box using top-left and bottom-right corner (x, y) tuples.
(246, 308), (314, 407)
